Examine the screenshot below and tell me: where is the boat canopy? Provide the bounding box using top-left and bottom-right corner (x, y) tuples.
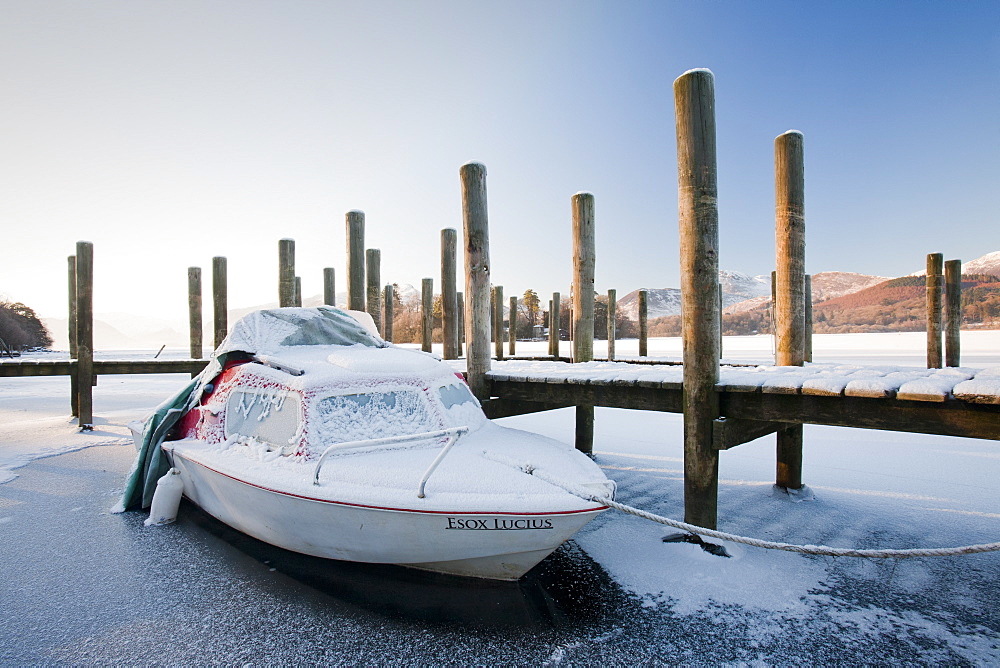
(117, 307), (388, 511)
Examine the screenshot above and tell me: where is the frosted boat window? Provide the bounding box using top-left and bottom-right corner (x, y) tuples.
(224, 389), (301, 449)
(438, 383), (476, 409)
(314, 390), (438, 444)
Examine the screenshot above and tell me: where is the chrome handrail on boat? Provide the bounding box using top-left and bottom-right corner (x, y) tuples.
(312, 426), (469, 498)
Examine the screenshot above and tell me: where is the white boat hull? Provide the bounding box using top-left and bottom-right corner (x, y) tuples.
(171, 451), (605, 580)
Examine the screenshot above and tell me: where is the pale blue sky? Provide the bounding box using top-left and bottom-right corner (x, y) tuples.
(1, 0), (997, 320)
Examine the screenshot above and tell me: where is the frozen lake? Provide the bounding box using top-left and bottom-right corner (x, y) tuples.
(1, 331), (998, 663)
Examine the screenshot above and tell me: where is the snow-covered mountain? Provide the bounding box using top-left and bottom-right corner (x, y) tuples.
(964, 251), (1000, 277)
(810, 271), (891, 302)
(619, 271), (771, 320)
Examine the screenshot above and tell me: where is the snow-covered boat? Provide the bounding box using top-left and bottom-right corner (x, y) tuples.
(119, 307), (614, 580)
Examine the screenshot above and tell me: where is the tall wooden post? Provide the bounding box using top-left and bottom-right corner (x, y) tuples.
(927, 253), (944, 369)
(278, 239), (295, 307)
(67, 255), (79, 417)
(493, 285), (504, 360)
(213, 256), (227, 349)
(775, 131), (806, 367)
(457, 292), (465, 357)
(76, 242), (94, 429)
(549, 292), (560, 358)
(422, 278), (433, 353)
(509, 296), (517, 356)
(188, 267), (202, 360)
(572, 192), (596, 453)
(675, 68), (720, 529)
(383, 284), (394, 343)
(346, 210), (365, 311)
(607, 289), (616, 361)
(945, 259), (962, 367)
(804, 274), (813, 363)
(638, 289), (648, 357)
(774, 130), (805, 491)
(441, 228), (458, 360)
(366, 249), (381, 334)
(572, 192), (596, 363)
(324, 268), (336, 307)
(461, 162), (491, 399)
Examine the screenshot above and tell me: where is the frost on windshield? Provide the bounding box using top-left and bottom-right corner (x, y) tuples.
(437, 382), (486, 430)
(224, 388), (301, 452)
(312, 389), (440, 450)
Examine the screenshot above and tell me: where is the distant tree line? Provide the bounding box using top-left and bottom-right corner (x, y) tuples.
(0, 301), (53, 352)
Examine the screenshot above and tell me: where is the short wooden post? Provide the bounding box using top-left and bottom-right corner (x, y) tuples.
(278, 238), (295, 307)
(294, 277), (302, 307)
(927, 253), (944, 369)
(422, 278), (433, 353)
(67, 255), (79, 417)
(461, 162), (491, 399)
(572, 192), (595, 364)
(346, 210), (365, 311)
(366, 248), (381, 333)
(188, 267), (202, 360)
(383, 284), (394, 343)
(945, 259), (962, 367)
(493, 285), (504, 360)
(441, 228), (458, 360)
(213, 257), (228, 349)
(75, 242), (95, 429)
(508, 296), (517, 356)
(675, 68), (720, 529)
(607, 289), (616, 361)
(638, 289), (648, 357)
(457, 292), (465, 357)
(774, 130), (805, 491)
(549, 293), (560, 357)
(323, 268), (336, 307)
(804, 274), (813, 363)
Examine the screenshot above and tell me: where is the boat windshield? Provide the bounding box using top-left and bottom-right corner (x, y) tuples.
(312, 388), (441, 447)
(224, 388), (301, 452)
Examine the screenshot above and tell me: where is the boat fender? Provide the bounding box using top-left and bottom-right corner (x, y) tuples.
(144, 468), (184, 526)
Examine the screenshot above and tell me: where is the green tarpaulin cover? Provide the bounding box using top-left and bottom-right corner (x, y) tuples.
(116, 307), (387, 511)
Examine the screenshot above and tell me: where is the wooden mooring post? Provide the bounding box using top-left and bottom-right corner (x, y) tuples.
(461, 162), (491, 399)
(548, 293), (560, 358)
(508, 296), (517, 357)
(638, 289), (648, 357)
(366, 248), (381, 334)
(421, 278), (433, 353)
(457, 292), (465, 358)
(67, 255), (79, 417)
(278, 239), (295, 308)
(76, 241), (95, 430)
(572, 191), (596, 454)
(926, 253), (944, 369)
(324, 268), (336, 307)
(383, 284), (394, 343)
(213, 256), (227, 350)
(774, 129), (806, 491)
(493, 285), (504, 360)
(441, 228), (459, 360)
(804, 274), (813, 363)
(188, 267), (203, 360)
(294, 276), (302, 307)
(607, 289), (616, 361)
(346, 210), (365, 312)
(675, 69), (720, 529)
(945, 259), (962, 367)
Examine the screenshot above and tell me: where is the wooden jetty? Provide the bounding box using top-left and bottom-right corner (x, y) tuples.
(2, 68), (996, 532)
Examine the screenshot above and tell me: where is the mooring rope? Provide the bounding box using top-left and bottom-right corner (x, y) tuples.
(486, 453), (1000, 558)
